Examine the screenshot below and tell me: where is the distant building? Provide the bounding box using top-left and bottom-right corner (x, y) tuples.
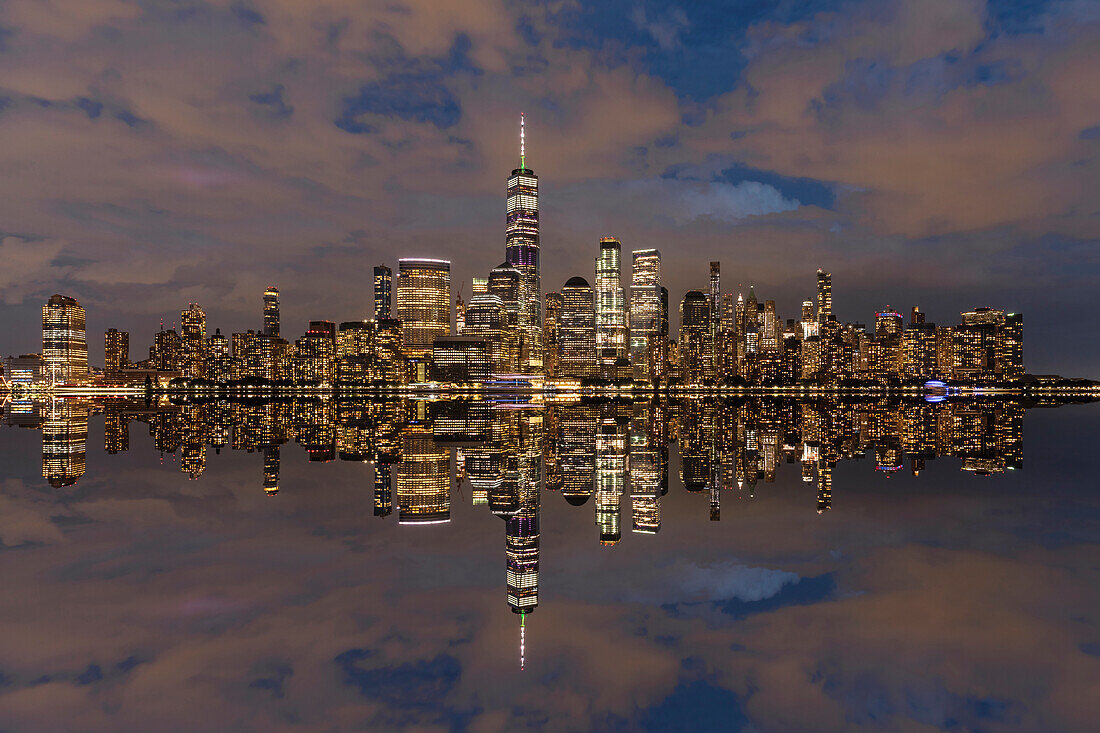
(373, 265), (392, 319)
(264, 287), (280, 337)
(104, 329), (129, 378)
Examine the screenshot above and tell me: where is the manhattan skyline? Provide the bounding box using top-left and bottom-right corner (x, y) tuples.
(0, 1), (1096, 377)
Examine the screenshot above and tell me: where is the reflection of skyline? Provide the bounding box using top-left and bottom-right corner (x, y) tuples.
(14, 395), (1052, 519)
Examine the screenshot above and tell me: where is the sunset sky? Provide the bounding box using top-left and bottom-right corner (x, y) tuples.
(0, 0), (1097, 375)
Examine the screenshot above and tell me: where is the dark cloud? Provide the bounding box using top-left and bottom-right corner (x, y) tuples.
(248, 84), (293, 120)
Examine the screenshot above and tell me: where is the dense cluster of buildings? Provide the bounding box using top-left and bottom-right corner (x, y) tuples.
(3, 117), (1029, 390)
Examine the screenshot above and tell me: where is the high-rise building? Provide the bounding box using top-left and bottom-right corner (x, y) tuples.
(505, 114), (542, 372)
(1000, 313), (1024, 379)
(595, 238), (626, 378)
(816, 269), (832, 324)
(543, 292), (564, 377)
(630, 249), (662, 381)
(181, 303), (207, 378)
(709, 261), (721, 375)
(206, 328), (231, 382)
(680, 291), (712, 384)
(373, 265), (392, 320)
(395, 258), (451, 358)
(560, 277), (596, 379)
(263, 287), (280, 337)
(464, 294), (506, 373)
(42, 294), (88, 382)
(153, 327), (182, 371)
(295, 320), (337, 383)
(489, 262), (525, 372)
(911, 306), (925, 325)
(104, 329), (129, 378)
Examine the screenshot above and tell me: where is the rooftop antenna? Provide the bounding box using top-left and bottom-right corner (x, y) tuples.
(520, 112), (525, 169)
(520, 611), (526, 671)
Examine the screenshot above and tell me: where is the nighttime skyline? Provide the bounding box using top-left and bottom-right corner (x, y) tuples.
(0, 1), (1097, 376)
(2, 2), (1100, 731)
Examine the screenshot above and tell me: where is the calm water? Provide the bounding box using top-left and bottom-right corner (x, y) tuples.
(1, 396), (1098, 732)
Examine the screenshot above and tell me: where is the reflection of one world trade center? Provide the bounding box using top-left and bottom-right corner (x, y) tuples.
(505, 409), (541, 670)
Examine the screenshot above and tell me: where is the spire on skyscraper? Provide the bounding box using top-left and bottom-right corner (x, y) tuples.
(520, 112), (525, 169)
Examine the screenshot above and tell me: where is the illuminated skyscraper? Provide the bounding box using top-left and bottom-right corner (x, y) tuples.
(154, 327), (182, 371)
(295, 320), (337, 383)
(489, 262), (525, 372)
(181, 303), (207, 378)
(816, 269), (832, 324)
(506, 114), (542, 372)
(543, 292), (564, 377)
(709, 261), (721, 374)
(595, 238), (626, 377)
(395, 258), (451, 358)
(679, 291), (713, 384)
(42, 294), (88, 382)
(630, 249), (661, 381)
(206, 328), (231, 383)
(104, 329), (129, 378)
(263, 287), (280, 337)
(560, 277), (596, 379)
(373, 265), (392, 319)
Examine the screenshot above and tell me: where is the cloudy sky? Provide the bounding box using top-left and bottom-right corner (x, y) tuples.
(0, 0), (1097, 375)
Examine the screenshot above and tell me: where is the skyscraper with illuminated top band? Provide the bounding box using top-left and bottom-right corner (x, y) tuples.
(506, 113), (542, 372)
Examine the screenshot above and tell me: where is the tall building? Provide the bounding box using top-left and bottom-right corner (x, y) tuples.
(709, 261), (721, 375)
(153, 327), (182, 371)
(180, 303), (207, 378)
(595, 238), (626, 377)
(505, 114), (542, 372)
(395, 258), (451, 358)
(630, 249), (662, 381)
(104, 329), (129, 378)
(206, 328), (231, 382)
(559, 277), (596, 379)
(464, 294), (507, 372)
(373, 265), (392, 319)
(263, 287), (280, 337)
(1000, 313), (1024, 378)
(295, 320), (337, 383)
(543, 292), (564, 377)
(489, 262), (525, 372)
(680, 291), (713, 384)
(42, 294), (88, 382)
(816, 269), (832, 324)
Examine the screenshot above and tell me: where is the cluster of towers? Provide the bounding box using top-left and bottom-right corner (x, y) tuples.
(3, 116), (1025, 391)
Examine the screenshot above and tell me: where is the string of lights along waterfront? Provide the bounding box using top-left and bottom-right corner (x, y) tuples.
(8, 113), (1092, 395)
